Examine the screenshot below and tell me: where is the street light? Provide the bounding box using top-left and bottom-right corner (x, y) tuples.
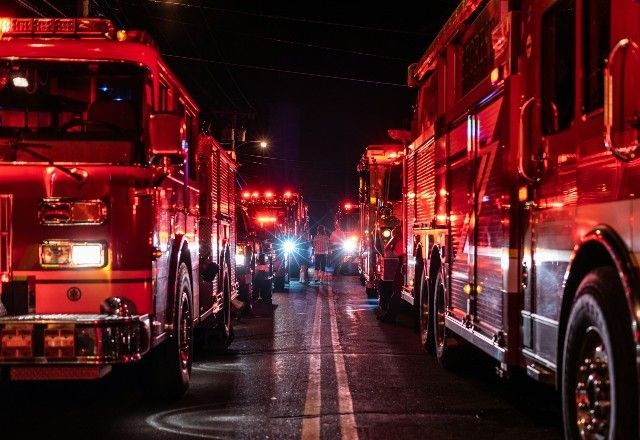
(231, 139), (268, 160)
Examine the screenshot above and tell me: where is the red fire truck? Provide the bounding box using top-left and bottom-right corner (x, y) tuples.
(0, 17), (236, 398)
(401, 0), (640, 436)
(238, 190), (308, 293)
(357, 144), (403, 299)
(331, 201), (360, 275)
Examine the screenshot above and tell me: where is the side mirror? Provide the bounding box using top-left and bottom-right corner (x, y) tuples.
(148, 113), (187, 165)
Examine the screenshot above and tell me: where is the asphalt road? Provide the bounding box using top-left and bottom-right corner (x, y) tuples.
(0, 276), (563, 439)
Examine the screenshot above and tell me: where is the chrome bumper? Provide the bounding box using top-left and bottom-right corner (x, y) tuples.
(0, 313), (150, 365)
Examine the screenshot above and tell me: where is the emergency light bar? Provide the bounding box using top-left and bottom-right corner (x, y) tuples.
(0, 17), (115, 39)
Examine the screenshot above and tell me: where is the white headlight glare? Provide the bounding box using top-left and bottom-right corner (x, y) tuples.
(235, 253), (245, 266)
(342, 238), (357, 253)
(40, 241), (105, 267)
(71, 243), (104, 266)
(283, 240), (295, 254)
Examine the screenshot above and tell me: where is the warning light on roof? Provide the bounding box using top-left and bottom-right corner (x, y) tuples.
(242, 191), (250, 199)
(0, 18), (11, 36)
(283, 191), (292, 198)
(251, 191), (259, 198)
(344, 203), (352, 210)
(265, 191), (274, 198)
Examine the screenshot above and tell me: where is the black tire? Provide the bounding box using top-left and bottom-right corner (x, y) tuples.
(274, 275), (285, 292)
(561, 267), (638, 439)
(206, 262), (235, 351)
(433, 268), (459, 368)
(365, 282), (377, 298)
(418, 275), (435, 353)
(263, 278), (273, 300)
(146, 262), (193, 400)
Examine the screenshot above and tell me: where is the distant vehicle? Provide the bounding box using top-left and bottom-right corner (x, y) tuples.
(238, 190), (308, 293)
(399, 0), (640, 437)
(331, 201), (360, 275)
(357, 144), (403, 300)
(0, 17), (236, 398)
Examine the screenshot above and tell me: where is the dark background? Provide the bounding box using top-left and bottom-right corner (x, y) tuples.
(2, 0), (458, 229)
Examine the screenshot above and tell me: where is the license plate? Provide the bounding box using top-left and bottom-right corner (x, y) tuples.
(1, 325), (33, 358)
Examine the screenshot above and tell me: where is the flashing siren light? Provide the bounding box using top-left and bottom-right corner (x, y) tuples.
(283, 191), (292, 198)
(242, 191), (251, 199)
(344, 202), (352, 210)
(265, 191), (274, 198)
(0, 17), (116, 38)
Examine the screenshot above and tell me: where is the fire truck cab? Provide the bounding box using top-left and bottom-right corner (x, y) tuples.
(0, 17), (236, 398)
(238, 190), (308, 294)
(403, 0), (640, 436)
(331, 201), (360, 275)
(357, 144), (403, 299)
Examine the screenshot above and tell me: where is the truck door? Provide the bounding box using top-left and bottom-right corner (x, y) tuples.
(519, 0), (612, 364)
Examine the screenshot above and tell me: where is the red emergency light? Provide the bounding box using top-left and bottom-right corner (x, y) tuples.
(256, 216), (277, 223)
(283, 191), (292, 198)
(265, 191), (274, 198)
(0, 17), (115, 38)
(242, 192), (250, 199)
(344, 202), (352, 210)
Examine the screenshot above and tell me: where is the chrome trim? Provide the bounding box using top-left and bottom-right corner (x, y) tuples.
(39, 198), (107, 226)
(445, 315), (506, 362)
(0, 313), (150, 364)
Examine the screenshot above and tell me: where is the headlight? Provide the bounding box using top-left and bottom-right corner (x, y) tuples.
(39, 198), (107, 225)
(282, 239), (296, 254)
(381, 228), (392, 239)
(235, 253), (245, 266)
(342, 237), (357, 253)
(40, 241), (106, 268)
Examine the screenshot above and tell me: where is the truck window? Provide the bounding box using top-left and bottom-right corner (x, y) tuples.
(460, 2), (497, 96)
(386, 165), (402, 202)
(582, 0), (610, 114)
(0, 61), (146, 163)
(541, 0), (575, 134)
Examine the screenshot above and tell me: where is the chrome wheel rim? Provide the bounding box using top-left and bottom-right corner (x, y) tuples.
(179, 294), (192, 371)
(435, 281), (445, 348)
(574, 327), (611, 439)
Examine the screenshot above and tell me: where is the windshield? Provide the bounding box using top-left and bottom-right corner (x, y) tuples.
(247, 206), (289, 239)
(339, 212), (359, 232)
(0, 60), (148, 164)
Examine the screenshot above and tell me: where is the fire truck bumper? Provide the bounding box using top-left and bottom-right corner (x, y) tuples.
(0, 313), (150, 379)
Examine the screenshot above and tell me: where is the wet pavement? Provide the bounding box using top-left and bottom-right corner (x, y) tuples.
(0, 276), (563, 439)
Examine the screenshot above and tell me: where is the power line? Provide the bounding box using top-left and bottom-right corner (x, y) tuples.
(146, 15), (411, 63)
(163, 53), (407, 88)
(196, 5), (254, 111)
(41, 0), (66, 16)
(146, 0), (431, 36)
(15, 0), (46, 17)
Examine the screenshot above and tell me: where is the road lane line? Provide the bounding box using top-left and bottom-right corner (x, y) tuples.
(302, 292), (322, 439)
(328, 290), (359, 440)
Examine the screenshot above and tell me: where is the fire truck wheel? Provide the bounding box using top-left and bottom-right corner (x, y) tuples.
(208, 262), (235, 350)
(433, 269), (460, 369)
(561, 267), (638, 440)
(274, 275), (285, 292)
(418, 278), (435, 354)
(146, 262), (193, 400)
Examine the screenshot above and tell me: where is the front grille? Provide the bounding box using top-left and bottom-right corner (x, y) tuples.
(0, 195), (12, 283)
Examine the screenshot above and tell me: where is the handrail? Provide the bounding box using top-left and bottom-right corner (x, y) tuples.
(518, 97), (541, 183)
(604, 38), (640, 161)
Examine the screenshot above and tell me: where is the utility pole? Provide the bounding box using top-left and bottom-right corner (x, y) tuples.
(78, 0), (89, 17)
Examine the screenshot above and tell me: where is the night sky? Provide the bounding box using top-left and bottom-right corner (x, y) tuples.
(3, 0), (458, 228)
